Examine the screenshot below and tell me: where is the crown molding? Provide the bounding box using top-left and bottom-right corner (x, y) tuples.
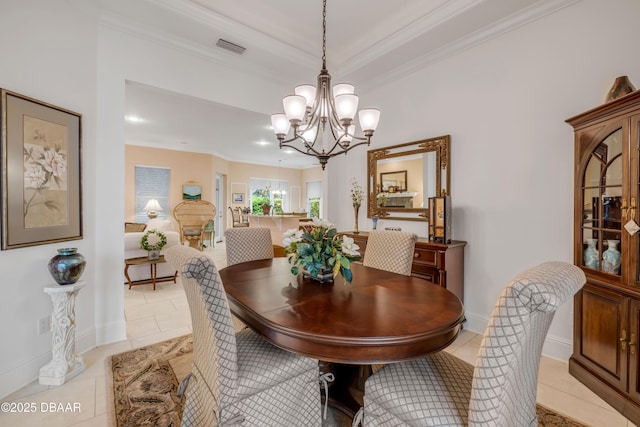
(339, 0), (483, 77)
(97, 0), (581, 93)
(354, 0), (581, 91)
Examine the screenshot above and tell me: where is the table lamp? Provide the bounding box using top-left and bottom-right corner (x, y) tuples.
(143, 199), (163, 219)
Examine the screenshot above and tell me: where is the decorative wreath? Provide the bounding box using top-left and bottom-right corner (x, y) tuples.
(140, 229), (167, 251)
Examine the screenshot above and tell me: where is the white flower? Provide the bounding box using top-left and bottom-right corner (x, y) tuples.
(42, 148), (66, 178)
(24, 164), (46, 188)
(282, 228), (303, 247)
(350, 177), (364, 205)
(341, 235), (360, 256)
(312, 218), (334, 229)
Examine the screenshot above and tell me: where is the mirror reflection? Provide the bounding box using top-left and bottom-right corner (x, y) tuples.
(368, 135), (450, 221)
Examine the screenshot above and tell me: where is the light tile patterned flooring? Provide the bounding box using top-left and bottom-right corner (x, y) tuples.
(0, 242), (636, 426)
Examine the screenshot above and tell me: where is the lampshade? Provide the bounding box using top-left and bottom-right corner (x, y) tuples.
(144, 199), (163, 212)
(283, 95), (307, 123)
(335, 94), (359, 122)
(271, 113), (290, 137)
(143, 199), (163, 218)
(295, 85), (316, 108)
(359, 108), (381, 134)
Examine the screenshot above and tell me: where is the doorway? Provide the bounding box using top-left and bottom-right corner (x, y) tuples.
(215, 173), (224, 242)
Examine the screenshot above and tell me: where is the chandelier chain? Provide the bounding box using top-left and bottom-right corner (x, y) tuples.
(322, 0), (327, 69)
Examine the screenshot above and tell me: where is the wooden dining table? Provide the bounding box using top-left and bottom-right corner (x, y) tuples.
(219, 257), (465, 416)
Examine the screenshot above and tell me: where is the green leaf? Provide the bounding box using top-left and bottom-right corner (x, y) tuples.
(340, 256), (351, 269)
(342, 268), (353, 283)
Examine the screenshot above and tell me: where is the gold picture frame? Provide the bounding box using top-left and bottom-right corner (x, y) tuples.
(1, 89), (82, 249)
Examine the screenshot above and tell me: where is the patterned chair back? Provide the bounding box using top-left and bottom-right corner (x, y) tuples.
(225, 227), (274, 266)
(164, 245), (238, 426)
(468, 261), (585, 426)
(362, 230), (417, 276)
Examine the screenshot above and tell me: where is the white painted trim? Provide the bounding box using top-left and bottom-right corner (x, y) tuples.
(356, 0), (581, 91)
(95, 320), (127, 346)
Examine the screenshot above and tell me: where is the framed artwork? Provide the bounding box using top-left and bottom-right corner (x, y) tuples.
(182, 184), (202, 200)
(232, 193), (244, 203)
(1, 89), (82, 249)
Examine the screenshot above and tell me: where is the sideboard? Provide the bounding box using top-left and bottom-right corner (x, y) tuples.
(341, 231), (466, 302)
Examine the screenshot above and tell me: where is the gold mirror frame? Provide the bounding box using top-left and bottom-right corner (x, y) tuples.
(367, 135), (450, 221)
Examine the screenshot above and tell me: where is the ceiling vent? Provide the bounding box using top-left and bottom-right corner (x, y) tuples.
(216, 38), (246, 55)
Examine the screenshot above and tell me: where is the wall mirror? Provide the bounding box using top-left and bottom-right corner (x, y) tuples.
(367, 135), (450, 221)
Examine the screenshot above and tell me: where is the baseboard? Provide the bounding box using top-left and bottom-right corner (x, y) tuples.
(76, 326), (97, 355)
(0, 326), (98, 400)
(462, 310), (573, 362)
(0, 350), (52, 400)
(96, 319), (127, 346)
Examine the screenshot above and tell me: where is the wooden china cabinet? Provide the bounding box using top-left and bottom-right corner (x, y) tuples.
(568, 90), (640, 424)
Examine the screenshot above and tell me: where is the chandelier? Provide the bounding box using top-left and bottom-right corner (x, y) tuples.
(270, 0), (380, 170)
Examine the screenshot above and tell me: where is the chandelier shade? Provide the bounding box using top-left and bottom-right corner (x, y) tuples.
(271, 0), (380, 169)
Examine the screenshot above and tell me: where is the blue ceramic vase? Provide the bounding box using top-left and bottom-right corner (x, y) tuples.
(602, 240), (621, 275)
(583, 239), (598, 270)
(48, 248), (86, 285)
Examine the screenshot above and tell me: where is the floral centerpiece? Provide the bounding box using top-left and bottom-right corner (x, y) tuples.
(140, 229), (167, 260)
(283, 218), (361, 283)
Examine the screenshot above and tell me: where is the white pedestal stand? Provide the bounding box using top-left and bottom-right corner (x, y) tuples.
(39, 281), (86, 386)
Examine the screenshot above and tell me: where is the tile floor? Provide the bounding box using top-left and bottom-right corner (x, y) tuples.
(0, 242), (636, 426)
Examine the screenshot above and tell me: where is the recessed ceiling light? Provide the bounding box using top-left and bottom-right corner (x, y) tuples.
(256, 141), (270, 146)
(125, 115), (144, 123)
(180, 141), (189, 145)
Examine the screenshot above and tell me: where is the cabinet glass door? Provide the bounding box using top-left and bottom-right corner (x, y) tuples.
(633, 114), (640, 285)
(582, 128), (623, 275)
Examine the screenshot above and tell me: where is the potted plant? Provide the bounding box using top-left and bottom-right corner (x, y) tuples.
(140, 229), (167, 260)
(282, 218), (361, 283)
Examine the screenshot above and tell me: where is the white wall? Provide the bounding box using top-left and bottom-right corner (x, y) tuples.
(0, 0), (98, 398)
(328, 0), (640, 359)
(2, 0), (640, 399)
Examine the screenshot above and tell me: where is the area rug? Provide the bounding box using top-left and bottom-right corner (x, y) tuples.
(106, 334), (589, 427)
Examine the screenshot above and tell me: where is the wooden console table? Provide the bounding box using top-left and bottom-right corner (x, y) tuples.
(341, 232), (466, 302)
(124, 255), (177, 290)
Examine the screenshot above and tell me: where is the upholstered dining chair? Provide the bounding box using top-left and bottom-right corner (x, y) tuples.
(173, 200), (216, 251)
(229, 206), (249, 228)
(224, 227), (275, 331)
(225, 227), (274, 267)
(164, 245), (323, 427)
(362, 230), (418, 276)
(355, 261), (586, 427)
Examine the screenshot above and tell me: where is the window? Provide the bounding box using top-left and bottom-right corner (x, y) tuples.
(135, 166), (170, 223)
(306, 180), (322, 218)
(249, 178), (289, 214)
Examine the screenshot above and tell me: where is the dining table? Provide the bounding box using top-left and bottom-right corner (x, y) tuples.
(219, 257), (465, 416)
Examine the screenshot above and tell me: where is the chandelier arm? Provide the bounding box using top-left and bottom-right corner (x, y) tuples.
(323, 139), (372, 160)
(280, 141), (322, 157)
(281, 135), (324, 157)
